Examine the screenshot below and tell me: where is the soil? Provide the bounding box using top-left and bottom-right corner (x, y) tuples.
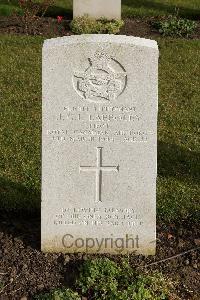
(0, 16), (200, 39)
(0, 210), (199, 300)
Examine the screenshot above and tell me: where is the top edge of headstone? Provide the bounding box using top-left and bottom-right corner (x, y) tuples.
(43, 35), (158, 50)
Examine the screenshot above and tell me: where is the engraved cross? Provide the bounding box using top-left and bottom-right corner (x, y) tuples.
(80, 147), (119, 203)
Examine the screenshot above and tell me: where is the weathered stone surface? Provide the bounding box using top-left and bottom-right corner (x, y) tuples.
(73, 0), (121, 20)
(42, 35), (158, 255)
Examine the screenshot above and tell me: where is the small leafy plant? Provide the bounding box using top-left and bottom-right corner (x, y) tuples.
(77, 258), (172, 299)
(154, 16), (197, 37)
(35, 258), (176, 300)
(16, 0), (55, 35)
(35, 288), (81, 300)
(70, 15), (124, 34)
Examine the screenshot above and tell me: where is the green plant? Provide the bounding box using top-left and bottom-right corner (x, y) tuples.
(70, 15), (124, 34)
(35, 288), (81, 300)
(0, 281), (4, 292)
(35, 258), (176, 299)
(76, 258), (173, 299)
(154, 16), (197, 37)
(15, 0), (55, 35)
(77, 258), (121, 297)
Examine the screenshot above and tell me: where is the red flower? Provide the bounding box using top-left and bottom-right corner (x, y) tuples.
(57, 16), (63, 23)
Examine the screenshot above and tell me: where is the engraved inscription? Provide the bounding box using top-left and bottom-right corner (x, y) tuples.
(80, 147), (119, 202)
(54, 207), (144, 227)
(47, 104), (150, 144)
(73, 51), (127, 103)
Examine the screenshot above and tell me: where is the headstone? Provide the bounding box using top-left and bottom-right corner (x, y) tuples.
(42, 35), (158, 255)
(73, 0), (121, 20)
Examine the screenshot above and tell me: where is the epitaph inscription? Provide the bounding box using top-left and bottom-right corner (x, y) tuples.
(42, 35), (158, 255)
(54, 207), (143, 227)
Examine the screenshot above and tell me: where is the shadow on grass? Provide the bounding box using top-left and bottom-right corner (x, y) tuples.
(158, 141), (200, 183)
(0, 178), (40, 249)
(45, 5), (72, 19)
(0, 208), (41, 249)
(122, 0), (200, 19)
(0, 176), (40, 210)
(0, 0), (19, 6)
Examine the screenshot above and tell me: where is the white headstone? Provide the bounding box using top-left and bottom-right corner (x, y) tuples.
(42, 35), (158, 255)
(73, 0), (121, 20)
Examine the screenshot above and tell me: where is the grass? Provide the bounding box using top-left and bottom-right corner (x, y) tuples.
(157, 38), (200, 222)
(0, 35), (43, 210)
(122, 0), (200, 19)
(0, 34), (199, 224)
(0, 2), (21, 17)
(0, 0), (200, 19)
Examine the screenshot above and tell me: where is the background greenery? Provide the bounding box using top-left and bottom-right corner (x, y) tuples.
(0, 0), (200, 19)
(0, 35), (199, 223)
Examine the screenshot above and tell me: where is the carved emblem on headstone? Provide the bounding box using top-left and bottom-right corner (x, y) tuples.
(73, 51), (127, 103)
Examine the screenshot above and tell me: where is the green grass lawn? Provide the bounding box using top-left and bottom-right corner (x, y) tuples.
(0, 0), (200, 19)
(122, 0), (200, 19)
(0, 35), (199, 223)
